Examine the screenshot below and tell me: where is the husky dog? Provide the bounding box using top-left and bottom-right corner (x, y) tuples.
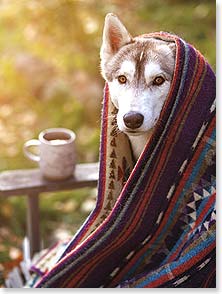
(100, 13), (176, 160)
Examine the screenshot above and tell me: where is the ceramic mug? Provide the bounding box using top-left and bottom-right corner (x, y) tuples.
(23, 128), (76, 180)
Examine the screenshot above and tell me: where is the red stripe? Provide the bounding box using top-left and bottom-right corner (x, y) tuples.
(113, 45), (204, 246)
(202, 266), (215, 287)
(111, 117), (215, 286)
(69, 96), (215, 288)
(68, 118), (214, 287)
(168, 192), (215, 262)
(134, 51), (204, 218)
(94, 83), (109, 206)
(145, 242), (215, 288)
(146, 54), (205, 194)
(58, 41), (210, 287)
(72, 36), (182, 256)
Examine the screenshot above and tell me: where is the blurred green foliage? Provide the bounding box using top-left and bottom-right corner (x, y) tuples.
(0, 0), (216, 170)
(0, 0), (215, 267)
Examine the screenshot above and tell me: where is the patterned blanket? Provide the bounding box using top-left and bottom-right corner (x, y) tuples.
(33, 32), (216, 288)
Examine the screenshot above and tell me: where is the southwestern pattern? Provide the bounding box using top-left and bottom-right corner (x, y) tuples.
(34, 32), (216, 288)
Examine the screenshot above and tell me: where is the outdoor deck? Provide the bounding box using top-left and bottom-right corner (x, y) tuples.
(0, 162), (99, 257)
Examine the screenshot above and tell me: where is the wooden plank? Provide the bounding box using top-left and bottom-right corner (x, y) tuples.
(0, 162), (99, 197)
(26, 193), (40, 257)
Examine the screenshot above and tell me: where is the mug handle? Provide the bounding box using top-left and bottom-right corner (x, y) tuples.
(23, 139), (41, 162)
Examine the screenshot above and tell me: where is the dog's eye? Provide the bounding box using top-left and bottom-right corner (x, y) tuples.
(153, 76), (165, 86)
(118, 75), (127, 84)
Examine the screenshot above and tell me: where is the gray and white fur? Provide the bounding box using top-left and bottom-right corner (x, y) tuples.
(100, 13), (175, 160)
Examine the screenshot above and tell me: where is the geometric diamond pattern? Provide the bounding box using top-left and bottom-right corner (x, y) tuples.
(180, 179), (215, 231)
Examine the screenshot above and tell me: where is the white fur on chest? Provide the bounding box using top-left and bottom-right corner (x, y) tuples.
(128, 131), (153, 160)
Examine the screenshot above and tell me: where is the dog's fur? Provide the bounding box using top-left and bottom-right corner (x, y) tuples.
(100, 13), (176, 160)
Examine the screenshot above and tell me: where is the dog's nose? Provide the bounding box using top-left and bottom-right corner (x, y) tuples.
(123, 111), (144, 129)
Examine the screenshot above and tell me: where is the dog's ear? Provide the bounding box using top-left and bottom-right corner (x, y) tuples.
(100, 13), (132, 63)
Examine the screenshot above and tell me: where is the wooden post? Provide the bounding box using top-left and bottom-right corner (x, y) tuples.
(26, 192), (41, 257)
(0, 162), (99, 257)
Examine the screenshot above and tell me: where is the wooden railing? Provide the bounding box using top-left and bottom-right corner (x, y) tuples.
(0, 162), (99, 257)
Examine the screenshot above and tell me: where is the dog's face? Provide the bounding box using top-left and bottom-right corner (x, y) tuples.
(100, 14), (175, 136)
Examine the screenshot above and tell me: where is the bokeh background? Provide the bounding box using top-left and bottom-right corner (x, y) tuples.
(0, 0), (215, 281)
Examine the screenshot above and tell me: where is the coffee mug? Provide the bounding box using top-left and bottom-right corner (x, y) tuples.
(23, 128), (76, 180)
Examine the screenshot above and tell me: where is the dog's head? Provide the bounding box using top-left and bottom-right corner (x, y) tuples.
(100, 13), (175, 136)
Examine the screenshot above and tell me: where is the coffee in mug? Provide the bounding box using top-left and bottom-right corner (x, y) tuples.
(23, 128), (76, 180)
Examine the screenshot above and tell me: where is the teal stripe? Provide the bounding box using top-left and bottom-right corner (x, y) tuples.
(162, 193), (215, 264)
(124, 128), (215, 279)
(47, 41), (192, 286)
(134, 232), (215, 288)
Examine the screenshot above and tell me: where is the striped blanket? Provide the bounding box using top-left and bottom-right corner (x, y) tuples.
(34, 32), (216, 288)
